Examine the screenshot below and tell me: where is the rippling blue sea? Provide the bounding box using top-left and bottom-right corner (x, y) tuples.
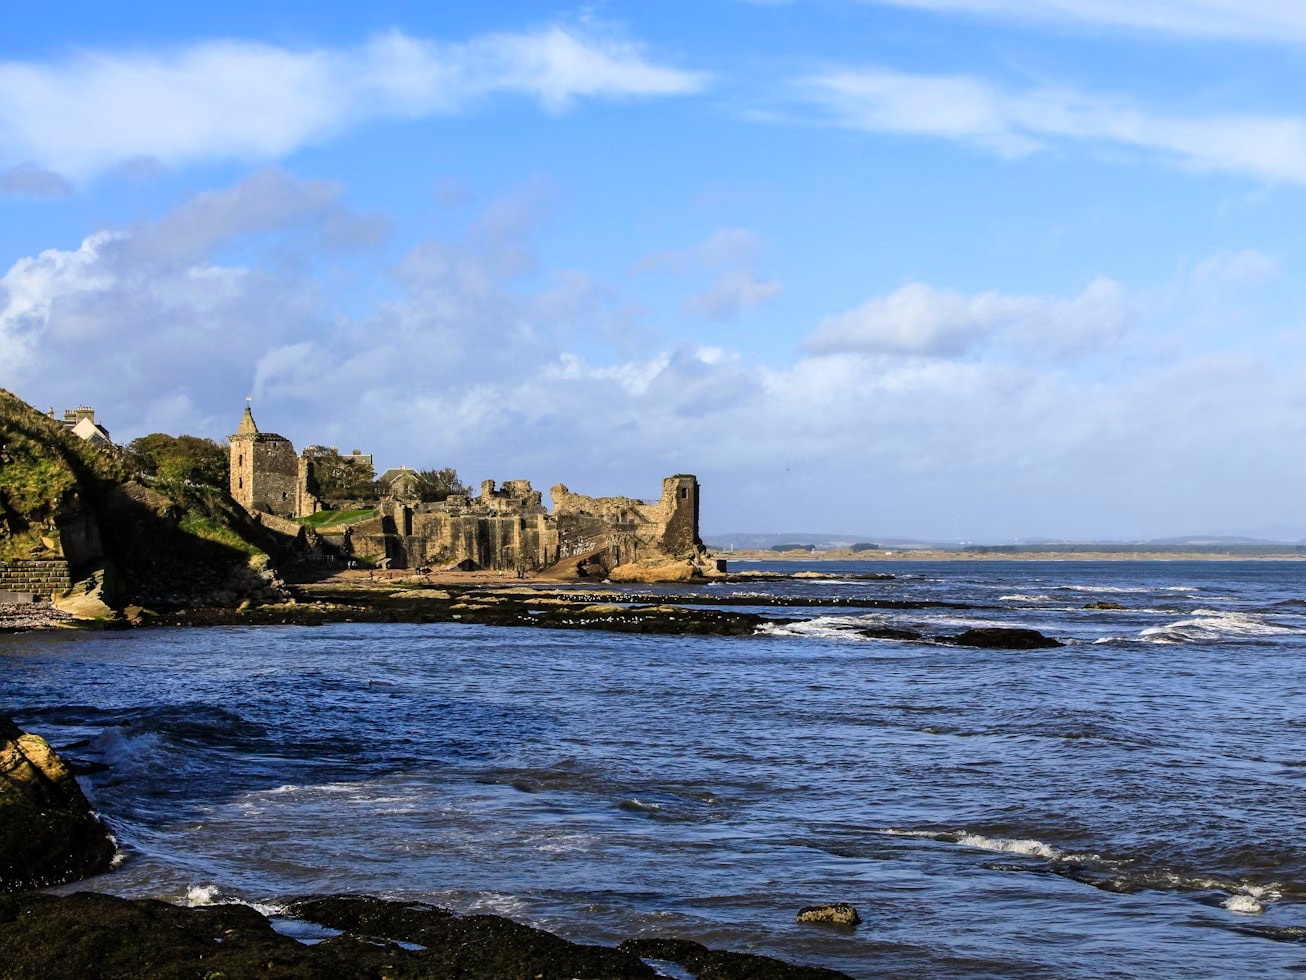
(4, 560), (1306, 977)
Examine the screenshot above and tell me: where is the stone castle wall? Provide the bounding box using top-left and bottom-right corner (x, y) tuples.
(344, 476), (702, 572)
(550, 475), (702, 562)
(226, 408), (704, 574)
(0, 560), (72, 597)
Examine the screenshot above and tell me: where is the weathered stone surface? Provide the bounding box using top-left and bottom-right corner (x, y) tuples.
(1084, 601), (1126, 610)
(619, 936), (855, 980)
(608, 560), (702, 584)
(796, 902), (861, 927)
(943, 627), (1063, 649)
(0, 716), (116, 892)
(51, 569), (115, 621)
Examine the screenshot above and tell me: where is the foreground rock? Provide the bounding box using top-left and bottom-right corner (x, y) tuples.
(620, 937), (854, 979)
(0, 892), (854, 980)
(0, 716), (116, 892)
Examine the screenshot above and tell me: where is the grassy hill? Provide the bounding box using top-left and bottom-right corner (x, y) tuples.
(0, 389), (286, 608)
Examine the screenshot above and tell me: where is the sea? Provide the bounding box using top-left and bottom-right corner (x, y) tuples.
(3, 559), (1306, 978)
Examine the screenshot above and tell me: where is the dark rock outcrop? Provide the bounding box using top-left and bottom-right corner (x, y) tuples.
(620, 936), (855, 979)
(284, 894), (654, 978)
(0, 716), (116, 892)
(0, 890), (857, 979)
(941, 627), (1063, 649)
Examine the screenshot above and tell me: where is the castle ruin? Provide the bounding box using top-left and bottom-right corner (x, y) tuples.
(229, 406), (705, 574)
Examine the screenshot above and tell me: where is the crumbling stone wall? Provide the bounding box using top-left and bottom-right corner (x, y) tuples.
(551, 475), (702, 563)
(349, 481), (560, 571)
(348, 475), (703, 572)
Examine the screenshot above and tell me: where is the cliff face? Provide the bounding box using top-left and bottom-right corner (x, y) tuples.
(0, 390), (284, 610)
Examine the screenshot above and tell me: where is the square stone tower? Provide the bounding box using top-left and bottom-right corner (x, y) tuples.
(229, 406), (301, 517)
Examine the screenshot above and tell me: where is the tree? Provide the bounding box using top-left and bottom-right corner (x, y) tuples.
(125, 434), (229, 489)
(415, 467), (468, 503)
(303, 446), (377, 505)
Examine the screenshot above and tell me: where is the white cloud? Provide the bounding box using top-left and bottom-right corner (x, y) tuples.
(807, 278), (1128, 358)
(799, 67), (1306, 184)
(637, 228), (782, 322)
(5, 170), (1302, 539)
(688, 271), (783, 321)
(861, 1), (1306, 44)
(0, 27), (706, 180)
(1190, 248), (1280, 286)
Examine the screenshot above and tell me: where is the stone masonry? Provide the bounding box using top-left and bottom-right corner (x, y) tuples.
(346, 475), (704, 572)
(0, 561), (72, 598)
(229, 407), (316, 519)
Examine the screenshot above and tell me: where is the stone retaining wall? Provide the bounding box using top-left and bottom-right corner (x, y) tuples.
(0, 561), (72, 598)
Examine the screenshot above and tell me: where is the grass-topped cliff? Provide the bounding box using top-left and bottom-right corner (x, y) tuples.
(0, 389), (287, 610)
(0, 390), (124, 562)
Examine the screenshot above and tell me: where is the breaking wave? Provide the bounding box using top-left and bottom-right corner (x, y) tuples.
(1140, 610), (1301, 644)
(878, 828), (1285, 914)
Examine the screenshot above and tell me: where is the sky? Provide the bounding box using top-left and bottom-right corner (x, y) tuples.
(4, 1), (1306, 541)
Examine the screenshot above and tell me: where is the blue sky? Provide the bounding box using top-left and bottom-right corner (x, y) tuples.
(4, 1), (1306, 541)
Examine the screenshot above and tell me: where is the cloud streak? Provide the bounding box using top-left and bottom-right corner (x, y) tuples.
(861, 1), (1306, 44)
(0, 27), (707, 180)
(806, 278), (1129, 358)
(798, 67), (1306, 184)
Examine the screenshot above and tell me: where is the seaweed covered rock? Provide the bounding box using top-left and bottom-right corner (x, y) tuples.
(0, 716), (116, 892)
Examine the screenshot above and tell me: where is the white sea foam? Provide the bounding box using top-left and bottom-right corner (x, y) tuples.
(879, 828), (1098, 862)
(183, 884), (223, 907)
(758, 616), (885, 640)
(1140, 610), (1300, 643)
(953, 833), (1064, 860)
(1056, 584), (1185, 595)
(181, 885), (285, 917)
(1223, 894), (1265, 915)
(999, 594), (1055, 603)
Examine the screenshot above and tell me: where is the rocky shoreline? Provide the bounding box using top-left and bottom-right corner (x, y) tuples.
(0, 890), (855, 979)
(0, 714), (855, 979)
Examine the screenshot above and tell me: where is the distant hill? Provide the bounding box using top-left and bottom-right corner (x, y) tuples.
(705, 530), (1306, 555)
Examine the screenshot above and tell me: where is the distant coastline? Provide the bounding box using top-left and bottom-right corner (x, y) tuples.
(722, 548), (1306, 562)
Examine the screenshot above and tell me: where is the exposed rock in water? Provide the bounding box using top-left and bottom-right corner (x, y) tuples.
(620, 936), (856, 979)
(608, 559), (704, 584)
(0, 716), (116, 892)
(796, 902), (862, 926)
(942, 627), (1063, 649)
(1083, 601), (1126, 610)
(857, 626), (923, 641)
